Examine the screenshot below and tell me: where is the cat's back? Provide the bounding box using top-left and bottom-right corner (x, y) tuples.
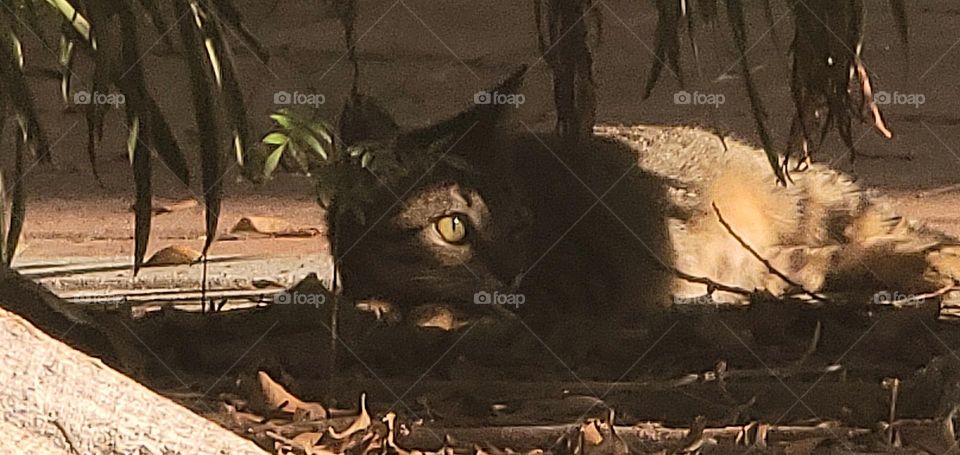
(594, 124), (952, 301)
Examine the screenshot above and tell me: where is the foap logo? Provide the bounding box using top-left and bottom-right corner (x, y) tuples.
(274, 90), (326, 107)
(71, 294), (121, 306)
(474, 290), (525, 308)
(273, 291), (326, 308)
(473, 90), (525, 108)
(873, 91), (925, 108)
(673, 294), (714, 305)
(73, 90), (125, 108)
(873, 290), (913, 305)
(673, 90), (725, 108)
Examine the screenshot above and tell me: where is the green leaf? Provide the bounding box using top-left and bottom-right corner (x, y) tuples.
(9, 32), (22, 69)
(203, 37), (222, 86)
(305, 118), (335, 145)
(46, 0), (92, 44)
(270, 113), (292, 128)
(126, 112), (140, 163)
(292, 128), (328, 160)
(348, 145), (365, 157)
(58, 34), (74, 105)
(263, 142), (286, 179)
(262, 132), (288, 145)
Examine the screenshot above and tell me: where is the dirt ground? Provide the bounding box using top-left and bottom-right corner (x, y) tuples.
(7, 0), (960, 278)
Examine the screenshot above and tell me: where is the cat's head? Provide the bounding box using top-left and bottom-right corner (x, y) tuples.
(330, 67), (534, 313)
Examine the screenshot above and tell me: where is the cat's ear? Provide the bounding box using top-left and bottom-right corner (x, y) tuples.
(338, 93), (400, 145)
(398, 65), (527, 162)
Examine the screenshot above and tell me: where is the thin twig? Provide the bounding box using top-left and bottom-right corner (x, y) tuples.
(886, 284), (957, 308)
(672, 268), (753, 296)
(711, 203), (828, 302)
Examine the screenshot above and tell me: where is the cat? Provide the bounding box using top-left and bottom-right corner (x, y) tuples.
(328, 66), (959, 358)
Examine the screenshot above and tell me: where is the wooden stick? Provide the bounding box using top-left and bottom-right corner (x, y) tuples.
(397, 422), (875, 451)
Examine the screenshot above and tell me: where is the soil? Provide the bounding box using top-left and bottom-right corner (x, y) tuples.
(7, 0), (960, 285)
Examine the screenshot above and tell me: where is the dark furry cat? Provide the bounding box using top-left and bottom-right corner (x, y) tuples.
(328, 67), (958, 358)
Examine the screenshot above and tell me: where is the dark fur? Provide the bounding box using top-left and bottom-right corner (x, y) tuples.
(329, 70), (672, 352)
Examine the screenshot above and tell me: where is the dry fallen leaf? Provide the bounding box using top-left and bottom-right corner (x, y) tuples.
(291, 432), (324, 451)
(580, 419), (604, 446)
(129, 198), (198, 215)
(232, 216), (319, 238)
(144, 245), (202, 266)
(328, 393), (372, 440)
(257, 371), (328, 420)
(383, 411), (423, 455)
(410, 304), (469, 331)
(356, 299), (400, 323)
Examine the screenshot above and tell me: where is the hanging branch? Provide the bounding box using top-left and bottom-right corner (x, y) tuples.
(786, 0), (892, 167)
(638, 1), (905, 182)
(535, 0), (600, 148)
(643, 0), (683, 99)
(329, 0), (359, 96)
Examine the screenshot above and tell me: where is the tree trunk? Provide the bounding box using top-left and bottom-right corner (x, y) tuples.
(0, 280), (267, 454)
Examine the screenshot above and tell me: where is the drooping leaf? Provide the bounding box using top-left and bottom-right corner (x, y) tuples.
(643, 0), (684, 99)
(682, 0), (701, 79)
(0, 170), (6, 266)
(102, 0), (191, 187)
(57, 30), (74, 105)
(535, 0), (598, 144)
(697, 0), (718, 24)
(0, 27), (51, 164)
(4, 124), (24, 266)
(45, 0), (91, 43)
(109, 1), (174, 272)
(761, 0), (783, 55)
(128, 115), (152, 274)
(83, 1), (120, 185)
(144, 95), (190, 186)
(176, 0), (222, 256)
(209, 14), (251, 175)
(726, 0), (784, 184)
(786, 0), (884, 166)
(207, 0), (269, 63)
(327, 0), (358, 94)
(135, 0), (175, 51)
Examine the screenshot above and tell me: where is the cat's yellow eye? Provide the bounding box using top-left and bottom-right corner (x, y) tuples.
(435, 215), (468, 244)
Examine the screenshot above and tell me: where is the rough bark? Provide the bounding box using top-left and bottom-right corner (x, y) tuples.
(0, 285), (267, 454)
